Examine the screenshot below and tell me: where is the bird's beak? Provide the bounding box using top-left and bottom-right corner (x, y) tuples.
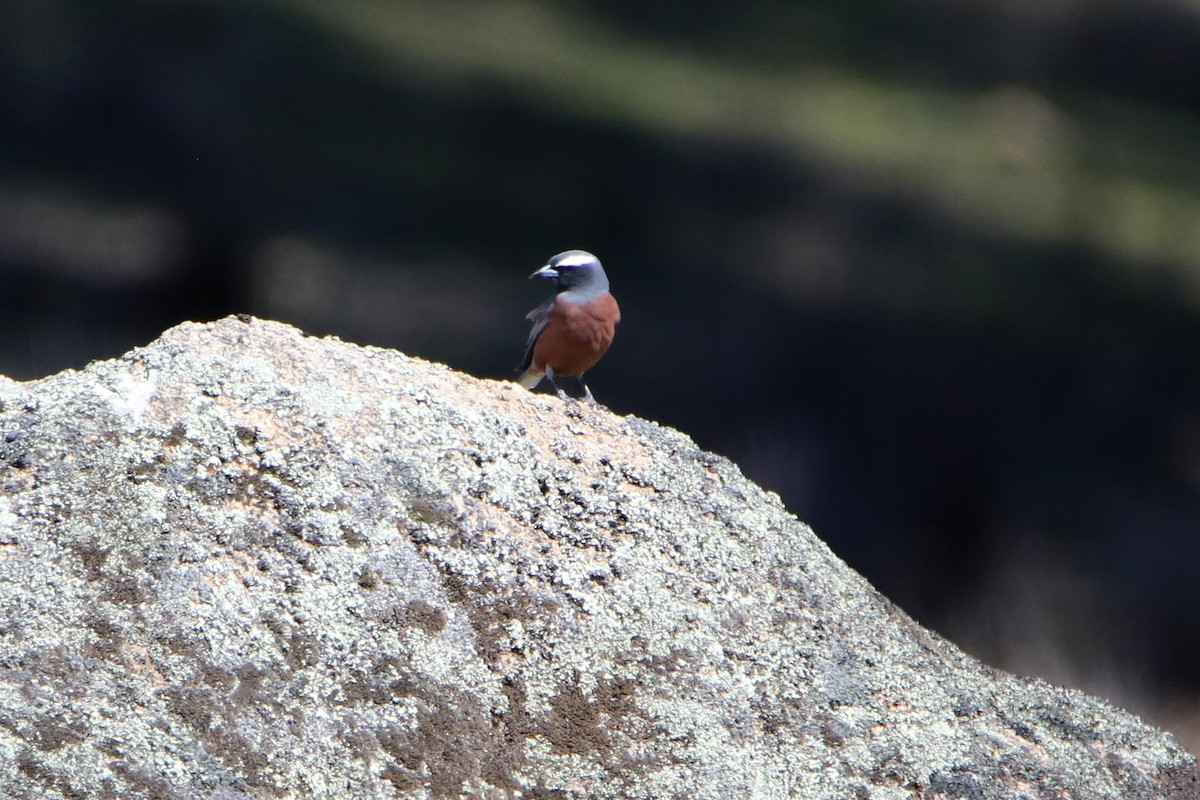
(529, 264), (557, 280)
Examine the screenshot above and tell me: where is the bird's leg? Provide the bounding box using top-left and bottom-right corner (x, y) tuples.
(577, 375), (596, 404)
(546, 368), (569, 401)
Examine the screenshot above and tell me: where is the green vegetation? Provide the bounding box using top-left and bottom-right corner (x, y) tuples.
(272, 0), (1200, 302)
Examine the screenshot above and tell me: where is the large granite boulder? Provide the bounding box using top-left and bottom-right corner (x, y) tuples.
(0, 317), (1194, 799)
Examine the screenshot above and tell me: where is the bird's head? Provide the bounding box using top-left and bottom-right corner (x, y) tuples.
(530, 250), (610, 295)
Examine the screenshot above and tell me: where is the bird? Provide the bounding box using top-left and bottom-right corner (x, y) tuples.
(517, 249), (620, 402)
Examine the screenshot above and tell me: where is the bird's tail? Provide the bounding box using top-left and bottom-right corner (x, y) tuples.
(517, 369), (543, 390)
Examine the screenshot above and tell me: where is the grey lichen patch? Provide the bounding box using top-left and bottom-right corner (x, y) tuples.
(373, 686), (522, 797)
(0, 317), (1193, 799)
(541, 677), (610, 757)
(158, 672), (286, 795)
(29, 715), (89, 753)
(68, 539), (112, 581)
(536, 672), (639, 761)
(16, 750), (89, 800)
(395, 599), (448, 636)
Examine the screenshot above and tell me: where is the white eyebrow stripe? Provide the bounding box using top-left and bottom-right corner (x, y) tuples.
(554, 252), (596, 268)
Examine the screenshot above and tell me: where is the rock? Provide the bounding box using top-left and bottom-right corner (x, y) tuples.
(0, 316), (1194, 799)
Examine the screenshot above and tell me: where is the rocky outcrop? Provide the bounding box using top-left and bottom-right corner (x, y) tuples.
(0, 316), (1194, 799)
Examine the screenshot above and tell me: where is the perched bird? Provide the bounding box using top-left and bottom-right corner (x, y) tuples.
(517, 250), (620, 402)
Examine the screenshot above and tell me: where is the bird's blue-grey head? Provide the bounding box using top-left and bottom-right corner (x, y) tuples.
(530, 250), (609, 296)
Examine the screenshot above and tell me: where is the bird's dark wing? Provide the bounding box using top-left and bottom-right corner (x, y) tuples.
(518, 297), (555, 372)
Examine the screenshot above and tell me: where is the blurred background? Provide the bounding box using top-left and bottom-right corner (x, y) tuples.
(3, 0), (1199, 752)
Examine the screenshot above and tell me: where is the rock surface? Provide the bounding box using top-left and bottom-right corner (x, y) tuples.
(0, 316), (1194, 799)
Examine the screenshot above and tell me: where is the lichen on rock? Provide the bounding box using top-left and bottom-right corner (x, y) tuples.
(0, 316), (1194, 799)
